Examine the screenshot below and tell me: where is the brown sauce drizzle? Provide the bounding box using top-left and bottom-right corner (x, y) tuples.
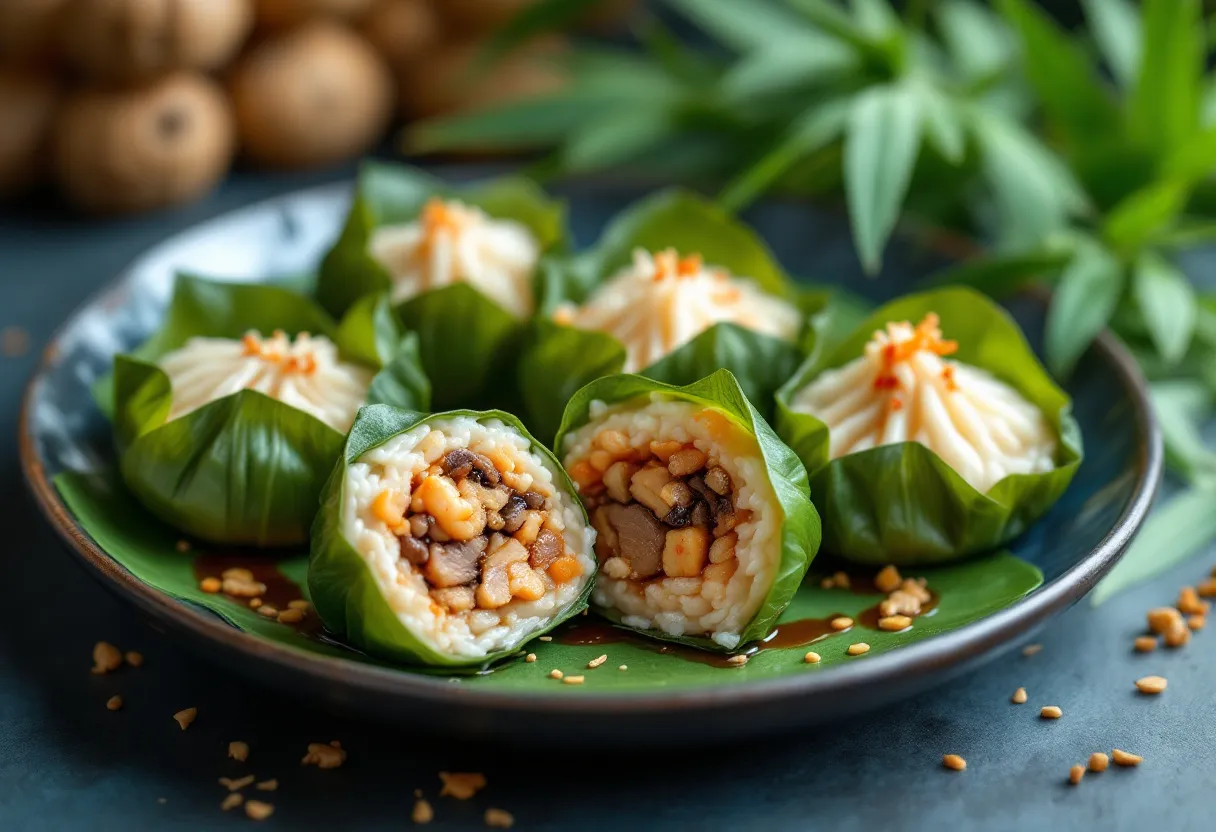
(193, 551), (322, 638)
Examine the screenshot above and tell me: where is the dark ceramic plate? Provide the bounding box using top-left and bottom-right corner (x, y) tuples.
(20, 178), (1161, 744)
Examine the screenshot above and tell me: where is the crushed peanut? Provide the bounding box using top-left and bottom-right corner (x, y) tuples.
(244, 800), (274, 821)
(942, 754), (966, 771)
(1147, 607), (1183, 634)
(1111, 749), (1142, 767)
(549, 669), (563, 680)
(256, 779), (278, 792)
(249, 598), (262, 609)
(124, 651), (144, 667)
(413, 798), (434, 824)
(1011, 688), (1027, 704)
(1088, 752), (1109, 773)
(439, 772), (487, 800)
(878, 615), (912, 632)
(302, 742), (346, 769)
(173, 708), (197, 730)
(485, 808), (515, 829)
(1135, 675), (1167, 695)
(619, 665), (628, 671)
(1164, 623), (1191, 648)
(277, 608), (305, 625)
(219, 775), (255, 792)
(256, 605), (278, 618)
(1040, 706), (1062, 719)
(1197, 578), (1216, 597)
(221, 793), (243, 811)
(200, 577), (222, 593)
(804, 652), (821, 664)
(847, 643), (870, 656)
(524, 653), (536, 663)
(1177, 586), (1209, 616)
(1188, 615), (1205, 631)
(832, 571), (850, 589)
(228, 741), (249, 762)
(726, 654), (749, 666)
(830, 617), (853, 631)
(1133, 636), (1157, 652)
(538, 636), (552, 642)
(288, 599), (311, 611)
(563, 675), (586, 685)
(1022, 644), (1043, 657)
(91, 641), (122, 675)
(587, 654), (608, 669)
(1069, 764), (1085, 785)
(874, 564), (902, 594)
(106, 695), (123, 711)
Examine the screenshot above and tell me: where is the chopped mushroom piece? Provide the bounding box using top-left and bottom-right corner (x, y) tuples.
(424, 537), (487, 588)
(604, 503), (666, 579)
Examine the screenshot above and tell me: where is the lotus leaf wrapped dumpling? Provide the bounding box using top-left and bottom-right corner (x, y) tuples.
(555, 371), (821, 652)
(309, 406), (595, 666)
(789, 313), (1056, 493)
(369, 197), (540, 319)
(555, 248), (802, 373)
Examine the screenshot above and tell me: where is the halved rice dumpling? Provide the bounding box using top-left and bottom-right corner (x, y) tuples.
(555, 371), (820, 651)
(310, 406), (595, 665)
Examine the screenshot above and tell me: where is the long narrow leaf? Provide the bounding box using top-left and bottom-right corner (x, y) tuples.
(1103, 180), (1188, 251)
(664, 0), (813, 52)
(1132, 0), (1203, 153)
(481, 0), (607, 66)
(562, 108), (674, 172)
(1151, 381), (1216, 485)
(1044, 241), (1124, 377)
(722, 36), (857, 102)
(936, 0), (1012, 83)
(1132, 252), (1197, 366)
(1080, 0), (1140, 89)
(407, 96), (604, 153)
(910, 78), (965, 164)
(925, 249), (1071, 296)
(844, 85), (923, 273)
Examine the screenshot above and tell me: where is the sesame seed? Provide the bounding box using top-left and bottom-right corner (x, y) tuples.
(524, 653), (536, 663)
(1111, 749), (1142, 767)
(587, 654), (608, 669)
(1135, 675), (1167, 695)
(618, 665), (628, 671)
(1022, 644), (1043, 657)
(562, 675), (585, 685)
(1011, 687), (1027, 704)
(830, 616), (853, 631)
(228, 741), (249, 762)
(221, 793), (243, 811)
(538, 636), (553, 642)
(173, 707), (197, 730)
(1088, 753), (1109, 772)
(804, 651), (821, 664)
(549, 669), (563, 680)
(106, 695), (123, 711)
(847, 643), (870, 656)
(244, 800), (274, 821)
(1069, 764), (1085, 785)
(878, 615), (912, 631)
(1133, 636), (1157, 652)
(726, 654), (749, 666)
(1040, 706), (1063, 719)
(942, 754), (966, 771)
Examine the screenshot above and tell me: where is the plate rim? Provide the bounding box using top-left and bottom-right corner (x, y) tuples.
(18, 179), (1163, 715)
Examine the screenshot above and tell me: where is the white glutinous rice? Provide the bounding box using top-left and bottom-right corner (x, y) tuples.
(342, 417), (595, 659)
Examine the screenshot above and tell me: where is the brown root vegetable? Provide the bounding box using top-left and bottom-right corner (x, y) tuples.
(0, 71), (61, 199)
(358, 0), (440, 72)
(399, 35), (566, 121)
(0, 0), (69, 65)
(52, 72), (235, 214)
(59, 0), (254, 82)
(254, 0), (375, 28)
(229, 21), (393, 169)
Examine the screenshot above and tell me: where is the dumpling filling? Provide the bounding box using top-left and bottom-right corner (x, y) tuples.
(159, 330), (373, 432)
(789, 313), (1057, 492)
(343, 418), (594, 658)
(554, 248), (802, 372)
(368, 197), (540, 319)
(563, 398), (782, 650)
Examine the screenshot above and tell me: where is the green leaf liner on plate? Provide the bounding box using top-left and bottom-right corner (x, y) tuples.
(521, 188), (828, 444)
(316, 161), (569, 410)
(111, 275), (431, 547)
(553, 369), (823, 651)
(776, 287), (1083, 565)
(309, 404), (596, 667)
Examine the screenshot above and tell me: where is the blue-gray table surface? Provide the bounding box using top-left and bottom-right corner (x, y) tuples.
(1, 169), (1212, 832)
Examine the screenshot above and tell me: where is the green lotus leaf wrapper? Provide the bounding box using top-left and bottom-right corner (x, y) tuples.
(317, 161), (569, 411)
(309, 404), (595, 667)
(110, 275), (431, 547)
(776, 287), (1083, 565)
(521, 189), (855, 444)
(553, 369), (823, 651)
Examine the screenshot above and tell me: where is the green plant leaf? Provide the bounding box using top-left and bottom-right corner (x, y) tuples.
(775, 286), (1082, 564)
(1131, 0), (1203, 154)
(407, 96), (607, 156)
(787, 0), (887, 57)
(664, 0), (814, 53)
(481, 0), (606, 67)
(1132, 252), (1196, 366)
(925, 249), (1072, 297)
(844, 84), (923, 273)
(54, 466), (1041, 686)
(1045, 241), (1124, 377)
(1163, 127), (1216, 184)
(1103, 180), (1189, 252)
(1092, 485), (1216, 605)
(562, 107), (674, 173)
(721, 37), (857, 103)
(909, 78), (965, 164)
(1150, 381), (1216, 485)
(554, 369), (822, 649)
(309, 405), (595, 667)
(936, 0), (1013, 83)
(1080, 0), (1140, 89)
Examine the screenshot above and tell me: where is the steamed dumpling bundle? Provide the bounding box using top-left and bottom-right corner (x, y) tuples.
(521, 189), (811, 442)
(309, 405), (595, 666)
(555, 371), (821, 651)
(317, 162), (567, 409)
(369, 197), (539, 319)
(111, 275), (430, 547)
(777, 288), (1081, 565)
(554, 247), (802, 373)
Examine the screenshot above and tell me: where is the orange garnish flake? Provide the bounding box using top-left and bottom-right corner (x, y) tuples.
(652, 249), (705, 281)
(874, 374), (899, 391)
(241, 333), (262, 356)
(941, 365), (958, 391)
(873, 313), (958, 390)
(889, 397), (903, 411)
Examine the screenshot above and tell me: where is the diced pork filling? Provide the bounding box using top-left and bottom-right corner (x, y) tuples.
(371, 448), (584, 614)
(567, 430), (745, 591)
